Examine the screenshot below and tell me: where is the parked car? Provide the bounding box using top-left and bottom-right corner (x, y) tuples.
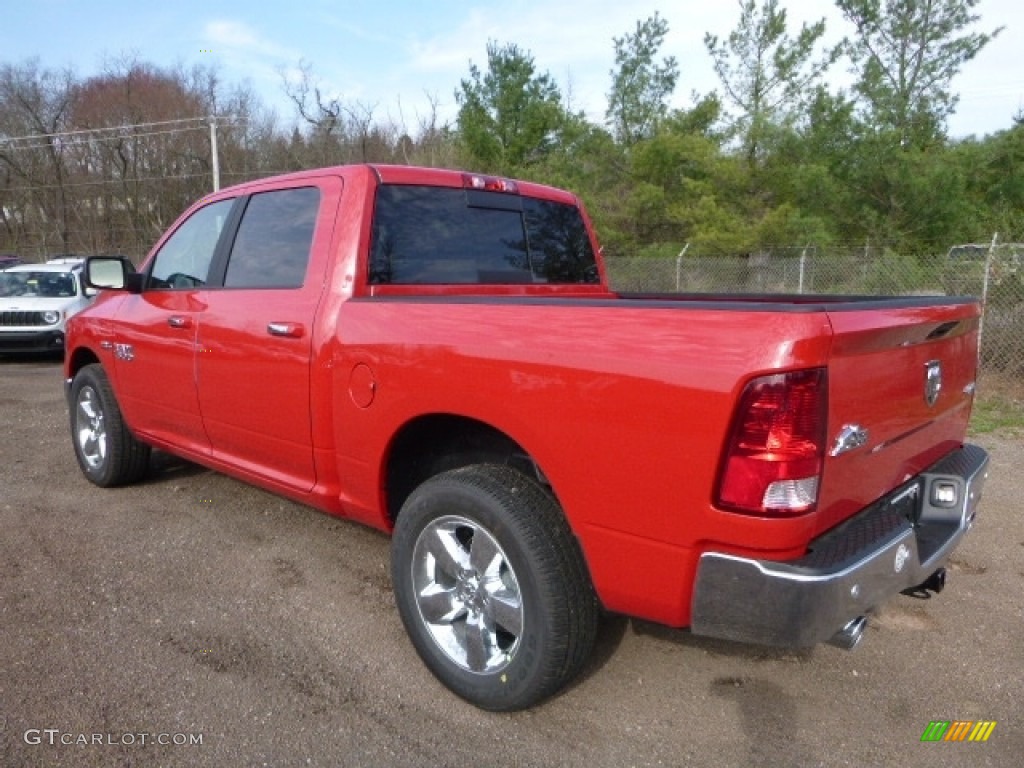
(66, 165), (988, 710)
(0, 259), (93, 353)
(0, 254), (23, 270)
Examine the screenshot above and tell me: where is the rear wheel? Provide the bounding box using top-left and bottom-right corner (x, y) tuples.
(70, 363), (150, 487)
(391, 464), (598, 710)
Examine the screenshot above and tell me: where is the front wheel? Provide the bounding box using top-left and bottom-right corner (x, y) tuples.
(70, 363), (150, 487)
(391, 464), (599, 711)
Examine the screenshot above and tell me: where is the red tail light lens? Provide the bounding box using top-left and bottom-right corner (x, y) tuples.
(716, 368), (827, 516)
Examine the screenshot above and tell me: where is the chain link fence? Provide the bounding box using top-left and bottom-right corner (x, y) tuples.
(4, 229), (1022, 377)
(605, 241), (1024, 378)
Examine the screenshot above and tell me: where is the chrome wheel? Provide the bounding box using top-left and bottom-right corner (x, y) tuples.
(75, 385), (107, 470)
(393, 465), (599, 709)
(69, 364), (150, 487)
(411, 514), (524, 674)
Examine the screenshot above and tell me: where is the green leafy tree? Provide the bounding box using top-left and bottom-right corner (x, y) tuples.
(816, 1), (1003, 249)
(455, 42), (566, 173)
(606, 13), (679, 146)
(836, 0), (1002, 149)
(528, 116), (626, 241)
(760, 86), (858, 241)
(624, 112), (753, 255)
(705, 0), (842, 166)
(954, 118), (1024, 238)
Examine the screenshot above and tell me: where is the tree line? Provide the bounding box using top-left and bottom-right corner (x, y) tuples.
(1, 0), (1019, 264)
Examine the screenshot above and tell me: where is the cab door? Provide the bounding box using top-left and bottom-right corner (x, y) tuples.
(110, 198), (238, 454)
(195, 180), (337, 491)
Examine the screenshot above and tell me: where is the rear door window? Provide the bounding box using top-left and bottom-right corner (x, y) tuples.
(224, 187), (320, 289)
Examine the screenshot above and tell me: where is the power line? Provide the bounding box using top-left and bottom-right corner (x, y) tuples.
(1, 123), (248, 154)
(0, 169), (295, 194)
(0, 126), (213, 153)
(0, 116), (240, 146)
(0, 167), (321, 196)
(0, 171), (216, 193)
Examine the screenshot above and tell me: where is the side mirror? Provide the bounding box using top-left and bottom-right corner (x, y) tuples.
(85, 256), (143, 294)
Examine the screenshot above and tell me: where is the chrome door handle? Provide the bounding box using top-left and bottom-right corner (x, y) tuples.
(267, 322), (304, 338)
(167, 315), (192, 329)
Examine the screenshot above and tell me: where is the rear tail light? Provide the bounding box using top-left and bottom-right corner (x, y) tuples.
(715, 368), (827, 516)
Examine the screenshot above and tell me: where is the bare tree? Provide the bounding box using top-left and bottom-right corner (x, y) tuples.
(69, 58), (211, 252)
(279, 59), (399, 165)
(0, 59), (76, 255)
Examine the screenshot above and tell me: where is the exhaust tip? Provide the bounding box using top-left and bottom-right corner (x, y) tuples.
(828, 615), (867, 650)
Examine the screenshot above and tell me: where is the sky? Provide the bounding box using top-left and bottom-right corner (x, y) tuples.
(2, 0), (1023, 140)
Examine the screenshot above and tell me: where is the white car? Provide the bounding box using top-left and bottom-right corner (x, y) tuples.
(0, 259), (94, 353)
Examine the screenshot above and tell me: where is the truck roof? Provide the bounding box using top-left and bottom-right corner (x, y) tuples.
(209, 164), (581, 207)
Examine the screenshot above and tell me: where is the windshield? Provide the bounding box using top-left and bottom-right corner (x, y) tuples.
(0, 271), (78, 298)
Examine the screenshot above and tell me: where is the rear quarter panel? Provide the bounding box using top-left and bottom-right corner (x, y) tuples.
(327, 297), (835, 624)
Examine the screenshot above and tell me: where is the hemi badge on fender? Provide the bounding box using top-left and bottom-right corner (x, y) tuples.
(830, 424), (869, 457)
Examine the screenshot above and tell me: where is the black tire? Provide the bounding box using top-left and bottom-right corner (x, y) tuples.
(69, 363), (150, 487)
(391, 464), (599, 711)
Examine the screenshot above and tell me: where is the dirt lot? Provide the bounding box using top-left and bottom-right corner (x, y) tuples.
(1, 357), (1021, 768)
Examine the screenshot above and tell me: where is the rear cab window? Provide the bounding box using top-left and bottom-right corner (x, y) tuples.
(369, 185), (599, 287)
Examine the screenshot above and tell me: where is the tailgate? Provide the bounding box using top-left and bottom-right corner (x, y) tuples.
(816, 300), (981, 536)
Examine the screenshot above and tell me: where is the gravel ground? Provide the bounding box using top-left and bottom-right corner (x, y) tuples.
(1, 356), (1021, 768)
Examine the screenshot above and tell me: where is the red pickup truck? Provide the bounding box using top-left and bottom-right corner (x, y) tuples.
(65, 164), (989, 710)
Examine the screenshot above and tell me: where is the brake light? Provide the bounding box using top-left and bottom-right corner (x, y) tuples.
(462, 173), (519, 194)
(715, 368), (827, 516)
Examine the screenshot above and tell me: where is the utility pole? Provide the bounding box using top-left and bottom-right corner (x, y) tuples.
(674, 243), (690, 292)
(978, 232), (998, 365)
(209, 118), (220, 192)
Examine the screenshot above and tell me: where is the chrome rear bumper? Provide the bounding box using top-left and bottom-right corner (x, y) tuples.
(690, 443), (989, 648)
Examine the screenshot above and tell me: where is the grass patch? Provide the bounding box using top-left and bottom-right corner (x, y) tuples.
(969, 374), (1024, 436)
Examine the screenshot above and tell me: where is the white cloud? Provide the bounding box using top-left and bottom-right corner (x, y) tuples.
(202, 19), (298, 61)
(189, 1), (1023, 137)
(399, 2), (741, 124)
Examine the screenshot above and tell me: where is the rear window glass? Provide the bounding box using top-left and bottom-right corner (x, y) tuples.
(369, 185), (598, 285)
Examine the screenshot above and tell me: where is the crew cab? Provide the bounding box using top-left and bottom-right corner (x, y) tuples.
(0, 259), (92, 353)
(64, 164), (989, 710)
